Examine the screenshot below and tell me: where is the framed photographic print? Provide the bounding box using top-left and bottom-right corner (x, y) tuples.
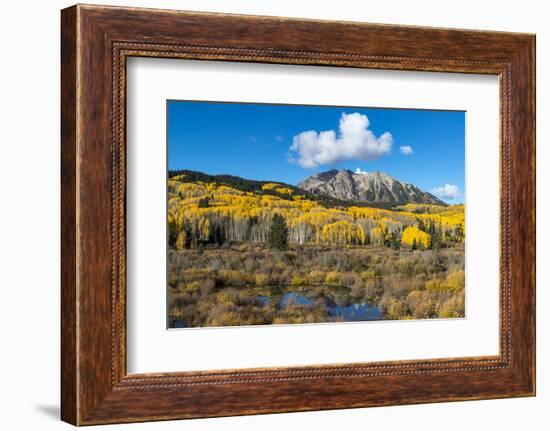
(61, 4), (535, 425)
(164, 101), (466, 330)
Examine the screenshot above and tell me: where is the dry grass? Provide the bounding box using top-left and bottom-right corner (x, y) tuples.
(168, 243), (465, 327)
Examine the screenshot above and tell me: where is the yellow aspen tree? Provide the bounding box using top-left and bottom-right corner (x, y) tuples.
(175, 230), (187, 250)
(401, 226), (431, 249)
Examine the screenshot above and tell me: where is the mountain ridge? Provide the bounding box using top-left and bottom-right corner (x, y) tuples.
(298, 169), (446, 206)
(168, 169), (446, 207)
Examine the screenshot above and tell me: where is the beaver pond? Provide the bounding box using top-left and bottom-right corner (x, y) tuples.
(170, 284), (382, 328)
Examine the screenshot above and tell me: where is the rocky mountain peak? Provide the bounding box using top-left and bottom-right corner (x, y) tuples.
(297, 169), (445, 206)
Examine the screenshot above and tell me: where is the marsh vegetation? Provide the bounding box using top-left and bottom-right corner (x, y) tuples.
(168, 243), (464, 328)
(167, 172), (465, 328)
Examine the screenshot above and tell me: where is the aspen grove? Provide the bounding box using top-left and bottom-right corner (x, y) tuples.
(168, 175), (465, 251)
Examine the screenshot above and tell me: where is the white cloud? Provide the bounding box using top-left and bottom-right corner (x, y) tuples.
(289, 113), (392, 168)
(431, 184), (460, 200)
(355, 168), (368, 175)
(400, 145), (414, 155)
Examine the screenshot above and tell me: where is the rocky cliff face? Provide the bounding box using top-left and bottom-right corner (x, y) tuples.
(298, 169), (445, 205)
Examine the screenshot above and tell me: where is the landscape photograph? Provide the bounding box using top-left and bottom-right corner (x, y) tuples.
(167, 101), (465, 328)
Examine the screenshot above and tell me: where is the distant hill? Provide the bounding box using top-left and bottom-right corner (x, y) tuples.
(168, 170), (400, 209)
(298, 169), (446, 206)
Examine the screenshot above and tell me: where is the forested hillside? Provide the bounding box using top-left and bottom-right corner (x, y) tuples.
(168, 170), (400, 209)
(168, 173), (464, 251)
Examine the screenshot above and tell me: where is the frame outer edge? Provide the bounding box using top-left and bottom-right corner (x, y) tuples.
(60, 4), (536, 424)
(531, 35), (536, 396)
(505, 35), (536, 396)
(526, 35), (536, 396)
(61, 5), (79, 426)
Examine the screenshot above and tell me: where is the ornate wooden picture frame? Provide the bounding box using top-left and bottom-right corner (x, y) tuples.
(61, 4), (535, 425)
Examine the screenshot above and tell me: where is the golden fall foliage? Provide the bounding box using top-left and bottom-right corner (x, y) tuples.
(167, 176), (465, 248)
(261, 182), (283, 191)
(401, 226), (431, 249)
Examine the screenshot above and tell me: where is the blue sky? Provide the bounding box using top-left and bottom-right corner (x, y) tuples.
(167, 100), (465, 203)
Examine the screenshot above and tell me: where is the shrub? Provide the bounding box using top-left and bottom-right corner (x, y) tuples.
(425, 278), (444, 292)
(254, 274), (269, 286)
(325, 271), (341, 284)
(438, 295), (465, 318)
(361, 270), (376, 281)
(406, 290), (434, 319)
(307, 270), (326, 284)
(216, 289), (239, 306)
(380, 297), (407, 320)
(340, 272), (358, 287)
(445, 270), (465, 291)
(218, 269), (251, 287)
(199, 278), (215, 295)
(425, 271), (464, 292)
(291, 275), (306, 286)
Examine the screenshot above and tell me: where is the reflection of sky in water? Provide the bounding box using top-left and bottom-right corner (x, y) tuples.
(329, 302), (381, 320)
(280, 292), (314, 307)
(172, 291), (382, 328)
(255, 291), (381, 322)
(171, 320), (187, 328)
(255, 295), (271, 306)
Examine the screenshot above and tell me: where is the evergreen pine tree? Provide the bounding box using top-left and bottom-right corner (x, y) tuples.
(430, 227), (441, 251)
(168, 218), (179, 247)
(390, 231), (401, 250)
(268, 213), (288, 251)
(198, 197), (210, 208)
